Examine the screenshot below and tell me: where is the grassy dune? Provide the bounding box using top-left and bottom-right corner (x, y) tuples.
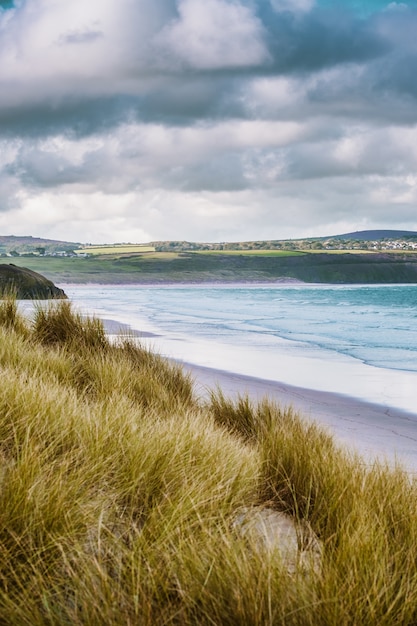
(1, 299), (417, 624)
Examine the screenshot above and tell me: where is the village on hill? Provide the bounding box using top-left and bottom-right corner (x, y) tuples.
(1, 230), (417, 257)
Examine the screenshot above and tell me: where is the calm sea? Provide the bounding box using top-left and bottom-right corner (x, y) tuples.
(63, 283), (417, 415)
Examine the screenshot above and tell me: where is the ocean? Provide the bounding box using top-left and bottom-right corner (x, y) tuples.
(63, 283), (417, 416)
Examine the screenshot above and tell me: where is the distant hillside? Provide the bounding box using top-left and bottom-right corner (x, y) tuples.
(0, 235), (80, 255)
(3, 230), (417, 257)
(330, 230), (417, 241)
(5, 251), (417, 285)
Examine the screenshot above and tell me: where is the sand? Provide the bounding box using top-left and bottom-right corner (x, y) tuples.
(101, 317), (417, 473)
(181, 362), (417, 473)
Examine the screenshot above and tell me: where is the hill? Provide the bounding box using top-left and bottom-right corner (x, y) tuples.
(0, 264), (67, 299)
(150, 231), (417, 252)
(2, 230), (417, 256)
(0, 235), (80, 255)
(329, 230), (417, 241)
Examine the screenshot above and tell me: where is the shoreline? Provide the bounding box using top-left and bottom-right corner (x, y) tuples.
(100, 318), (417, 472)
(69, 296), (417, 474)
(180, 362), (417, 473)
(59, 279), (306, 289)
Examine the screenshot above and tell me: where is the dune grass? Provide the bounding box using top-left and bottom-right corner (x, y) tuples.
(0, 298), (417, 624)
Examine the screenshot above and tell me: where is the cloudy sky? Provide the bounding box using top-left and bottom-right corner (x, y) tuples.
(0, 0), (416, 243)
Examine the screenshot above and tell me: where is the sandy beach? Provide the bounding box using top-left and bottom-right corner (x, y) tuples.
(97, 316), (417, 473)
(89, 309), (417, 474)
(181, 362), (417, 473)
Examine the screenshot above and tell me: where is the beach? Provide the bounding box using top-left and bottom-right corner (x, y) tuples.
(98, 317), (417, 473)
(181, 362), (417, 473)
(60, 284), (417, 474)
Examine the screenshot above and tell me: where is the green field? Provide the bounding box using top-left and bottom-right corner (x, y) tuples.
(306, 249), (375, 254)
(75, 244), (156, 255)
(2, 249), (417, 284)
(196, 249), (305, 257)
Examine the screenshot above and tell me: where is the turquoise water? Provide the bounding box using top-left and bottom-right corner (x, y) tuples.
(65, 283), (417, 372)
(63, 283), (417, 414)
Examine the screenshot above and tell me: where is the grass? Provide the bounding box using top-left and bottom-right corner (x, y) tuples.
(3, 250), (417, 285)
(0, 298), (417, 623)
(195, 250), (306, 257)
(75, 245), (155, 255)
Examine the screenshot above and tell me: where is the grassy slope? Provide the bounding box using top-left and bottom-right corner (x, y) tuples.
(2, 251), (417, 284)
(0, 299), (417, 624)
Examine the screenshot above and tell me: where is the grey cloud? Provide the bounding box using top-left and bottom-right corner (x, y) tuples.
(8, 141), (134, 194)
(135, 75), (248, 124)
(257, 4), (390, 74)
(9, 148), (87, 188)
(0, 95), (139, 139)
(166, 153), (249, 192)
(245, 123), (417, 185)
(0, 178), (20, 213)
(147, 3), (417, 127)
(371, 52), (417, 101)
(58, 29), (103, 45)
(1, 0), (417, 242)
(240, 178), (413, 239)
(0, 74), (250, 141)
(0, 0), (414, 140)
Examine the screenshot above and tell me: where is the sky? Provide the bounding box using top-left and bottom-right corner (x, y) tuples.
(0, 0), (417, 244)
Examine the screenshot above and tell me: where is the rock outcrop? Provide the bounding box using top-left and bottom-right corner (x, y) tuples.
(0, 264), (67, 299)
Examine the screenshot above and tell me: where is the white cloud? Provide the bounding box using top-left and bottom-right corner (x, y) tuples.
(0, 0), (111, 79)
(0, 0), (178, 107)
(155, 0), (269, 69)
(369, 174), (417, 205)
(244, 76), (310, 121)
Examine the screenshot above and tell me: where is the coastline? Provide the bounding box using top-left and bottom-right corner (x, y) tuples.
(59, 287), (417, 474)
(99, 318), (417, 473)
(181, 362), (417, 472)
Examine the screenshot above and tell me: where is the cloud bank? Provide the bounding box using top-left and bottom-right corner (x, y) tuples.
(0, 0), (416, 242)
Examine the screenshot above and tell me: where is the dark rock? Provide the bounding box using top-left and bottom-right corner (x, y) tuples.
(0, 264), (67, 299)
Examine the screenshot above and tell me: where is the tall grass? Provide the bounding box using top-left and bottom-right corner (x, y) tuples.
(32, 300), (107, 350)
(0, 299), (416, 623)
(0, 292), (29, 337)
